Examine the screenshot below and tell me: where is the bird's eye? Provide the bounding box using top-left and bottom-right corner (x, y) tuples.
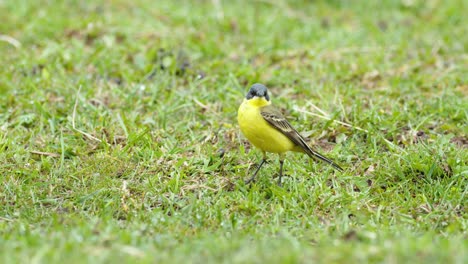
(246, 90), (255, 99)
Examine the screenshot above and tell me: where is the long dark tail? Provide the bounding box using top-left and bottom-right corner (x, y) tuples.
(305, 148), (343, 171)
(294, 137), (344, 171)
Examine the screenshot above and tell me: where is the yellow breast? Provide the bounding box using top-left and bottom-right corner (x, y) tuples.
(237, 98), (295, 154)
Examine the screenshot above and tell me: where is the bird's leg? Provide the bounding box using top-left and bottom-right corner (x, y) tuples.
(277, 157), (284, 186)
(245, 152), (267, 184)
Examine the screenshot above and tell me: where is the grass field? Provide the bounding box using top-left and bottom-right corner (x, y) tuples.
(1, 0), (467, 263)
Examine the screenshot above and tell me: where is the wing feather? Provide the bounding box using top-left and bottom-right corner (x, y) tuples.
(260, 105), (343, 171)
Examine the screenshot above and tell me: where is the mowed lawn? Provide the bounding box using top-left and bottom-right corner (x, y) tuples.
(0, 0), (467, 263)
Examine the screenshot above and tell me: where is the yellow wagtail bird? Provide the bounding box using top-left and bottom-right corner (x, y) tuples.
(237, 83), (343, 185)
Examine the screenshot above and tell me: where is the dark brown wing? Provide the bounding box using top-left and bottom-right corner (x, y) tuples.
(260, 105), (343, 171)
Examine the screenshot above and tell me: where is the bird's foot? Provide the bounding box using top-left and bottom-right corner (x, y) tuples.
(244, 177), (255, 185)
(277, 175), (283, 186)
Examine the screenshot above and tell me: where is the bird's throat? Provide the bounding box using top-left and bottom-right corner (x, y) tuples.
(246, 97), (271, 107)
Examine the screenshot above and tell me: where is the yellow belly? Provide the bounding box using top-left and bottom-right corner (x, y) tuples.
(237, 100), (295, 154)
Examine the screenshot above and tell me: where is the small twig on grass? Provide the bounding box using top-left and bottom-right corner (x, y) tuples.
(30, 150), (60, 158)
(295, 106), (369, 133)
(72, 86), (102, 142)
(295, 105), (407, 153)
(193, 98), (208, 109)
(0, 34), (21, 48)
(306, 102), (331, 118)
(0, 216), (14, 222)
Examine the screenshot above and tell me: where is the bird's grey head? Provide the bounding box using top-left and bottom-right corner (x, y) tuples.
(246, 83), (270, 101)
